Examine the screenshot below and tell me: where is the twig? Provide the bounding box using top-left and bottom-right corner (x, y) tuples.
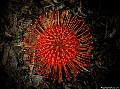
(79, 0), (87, 16)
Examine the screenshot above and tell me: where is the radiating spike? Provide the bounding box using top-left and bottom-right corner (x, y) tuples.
(44, 63), (49, 72)
(50, 12), (56, 26)
(63, 14), (68, 26)
(63, 64), (69, 78)
(45, 12), (50, 27)
(78, 32), (91, 41)
(54, 14), (57, 26)
(79, 36), (92, 43)
(37, 23), (44, 32)
(71, 20), (81, 30)
(78, 47), (87, 51)
(72, 59), (90, 72)
(66, 13), (72, 26)
(75, 21), (85, 34)
(77, 27), (90, 37)
(69, 15), (78, 29)
(56, 11), (60, 26)
(58, 66), (62, 81)
(54, 62), (58, 74)
(39, 60), (47, 69)
(49, 11), (52, 26)
(39, 16), (47, 29)
(60, 10), (66, 25)
(32, 25), (42, 35)
(81, 41), (93, 46)
(51, 18), (55, 26)
(67, 63), (77, 76)
(86, 46), (93, 54)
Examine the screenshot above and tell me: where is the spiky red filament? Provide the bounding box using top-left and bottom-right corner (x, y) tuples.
(23, 10), (93, 82)
(37, 26), (79, 66)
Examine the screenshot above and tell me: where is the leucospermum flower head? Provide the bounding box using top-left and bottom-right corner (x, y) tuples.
(23, 10), (93, 82)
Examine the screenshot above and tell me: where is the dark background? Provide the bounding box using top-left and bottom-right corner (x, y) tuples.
(0, 0), (120, 89)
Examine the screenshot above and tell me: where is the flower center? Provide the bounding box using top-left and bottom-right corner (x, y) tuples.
(37, 26), (79, 66)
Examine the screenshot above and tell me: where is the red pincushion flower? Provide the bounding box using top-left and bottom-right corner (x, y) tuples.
(23, 10), (93, 82)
